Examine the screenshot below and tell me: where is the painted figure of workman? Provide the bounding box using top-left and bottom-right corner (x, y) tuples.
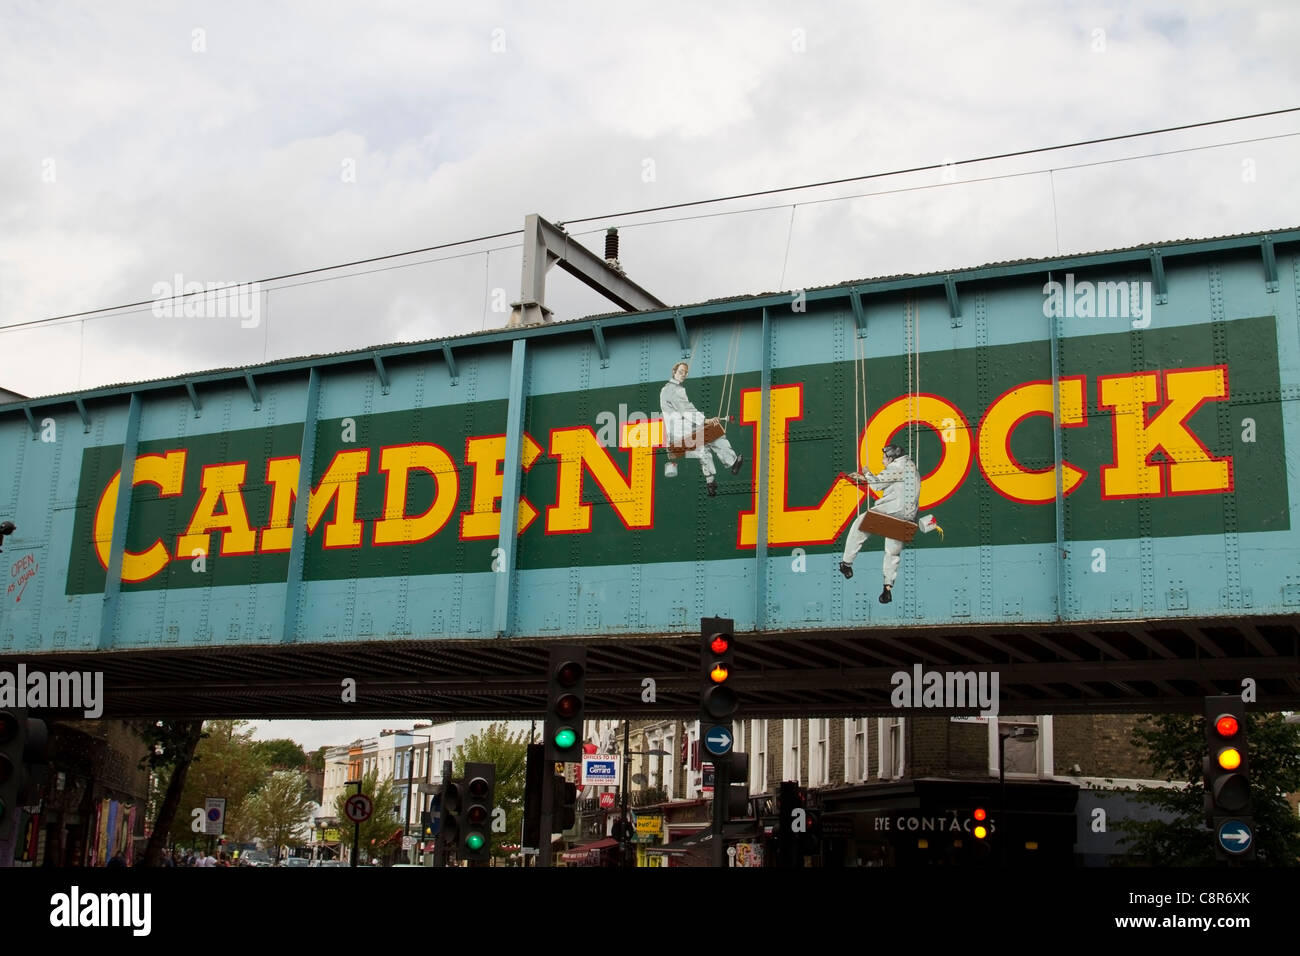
(659, 361), (743, 497)
(839, 444), (920, 603)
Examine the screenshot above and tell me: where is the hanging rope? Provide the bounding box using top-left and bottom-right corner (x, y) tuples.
(716, 321), (742, 422)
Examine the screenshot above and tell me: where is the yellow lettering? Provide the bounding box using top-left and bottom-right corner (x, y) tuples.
(176, 463), (257, 557)
(460, 433), (543, 539)
(92, 451), (187, 582)
(738, 385), (857, 546)
(1099, 367), (1231, 498)
(864, 394), (971, 509)
(978, 378), (1087, 504)
(546, 422), (660, 533)
(373, 443), (459, 545)
(259, 456), (299, 552)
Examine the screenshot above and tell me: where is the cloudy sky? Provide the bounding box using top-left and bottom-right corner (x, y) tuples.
(3, 2), (1298, 750)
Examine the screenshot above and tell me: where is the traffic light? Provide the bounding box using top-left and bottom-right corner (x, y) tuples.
(522, 743), (543, 850)
(545, 647), (587, 763)
(420, 810), (435, 840)
(462, 762), (495, 863)
(0, 710), (46, 831)
(1204, 696), (1254, 859)
(727, 752), (751, 820)
(553, 776), (578, 830)
(700, 618), (737, 727)
(439, 777), (464, 853)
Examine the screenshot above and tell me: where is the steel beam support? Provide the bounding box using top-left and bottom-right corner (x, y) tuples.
(673, 311), (690, 353)
(494, 339), (528, 637)
(756, 307), (772, 631)
(185, 381), (202, 415)
(244, 372), (262, 409)
(1261, 235), (1279, 292)
(282, 367), (321, 644)
(944, 275), (962, 325)
(849, 289), (868, 337)
(591, 323), (609, 367)
(74, 398), (90, 431)
(372, 354), (390, 394)
(97, 392), (142, 650)
(441, 344), (459, 385)
(515, 213), (667, 326)
(1050, 280), (1068, 623)
(1149, 249), (1169, 304)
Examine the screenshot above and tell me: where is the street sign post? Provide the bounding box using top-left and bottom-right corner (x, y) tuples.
(203, 797), (226, 837)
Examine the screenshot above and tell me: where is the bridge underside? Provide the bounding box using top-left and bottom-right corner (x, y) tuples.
(4, 616), (1297, 720)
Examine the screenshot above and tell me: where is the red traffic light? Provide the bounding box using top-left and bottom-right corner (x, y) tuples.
(555, 661), (584, 687)
(554, 693), (581, 719)
(710, 634), (730, 655)
(1214, 714), (1240, 737)
(468, 776), (489, 799)
(973, 807), (986, 821)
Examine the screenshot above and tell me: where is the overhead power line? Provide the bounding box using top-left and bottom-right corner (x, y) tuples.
(9, 106), (1298, 332)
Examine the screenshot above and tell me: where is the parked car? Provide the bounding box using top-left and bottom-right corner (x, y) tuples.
(280, 857), (311, 867)
(239, 850), (273, 867)
(312, 859), (347, 867)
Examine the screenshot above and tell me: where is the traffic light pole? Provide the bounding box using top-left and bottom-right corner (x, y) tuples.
(435, 760), (453, 867)
(538, 764), (555, 868)
(711, 753), (731, 868)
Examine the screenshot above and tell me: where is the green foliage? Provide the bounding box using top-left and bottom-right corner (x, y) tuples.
(244, 770), (316, 854)
(135, 719), (209, 773)
(1117, 710), (1300, 866)
(167, 720), (270, 846)
(251, 738), (309, 771)
(333, 769), (402, 859)
(453, 722), (529, 855)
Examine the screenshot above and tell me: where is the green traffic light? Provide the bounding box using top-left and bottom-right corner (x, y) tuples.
(465, 832), (485, 851)
(553, 727), (576, 749)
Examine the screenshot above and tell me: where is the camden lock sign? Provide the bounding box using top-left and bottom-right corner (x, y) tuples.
(66, 315), (1285, 595)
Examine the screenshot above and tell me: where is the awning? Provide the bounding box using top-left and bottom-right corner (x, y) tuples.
(561, 837), (618, 865)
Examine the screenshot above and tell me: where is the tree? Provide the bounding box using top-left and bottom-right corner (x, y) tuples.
(166, 720), (270, 847)
(244, 770), (316, 857)
(137, 720), (206, 867)
(333, 769), (401, 861)
(251, 739), (309, 772)
(453, 722), (529, 857)
(1117, 710), (1300, 865)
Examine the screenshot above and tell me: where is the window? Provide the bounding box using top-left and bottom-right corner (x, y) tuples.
(751, 719), (768, 792)
(848, 718), (868, 782)
(991, 716), (1048, 777)
(783, 719), (801, 783)
(810, 719), (829, 785)
(878, 717), (904, 779)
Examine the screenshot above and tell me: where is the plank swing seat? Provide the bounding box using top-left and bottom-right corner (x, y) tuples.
(665, 418), (727, 460)
(856, 509), (918, 543)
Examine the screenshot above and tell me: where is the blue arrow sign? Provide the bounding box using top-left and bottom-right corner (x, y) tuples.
(704, 725), (733, 756)
(1217, 819), (1253, 854)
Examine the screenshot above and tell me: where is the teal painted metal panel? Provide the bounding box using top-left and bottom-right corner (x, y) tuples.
(1, 230), (1298, 652)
